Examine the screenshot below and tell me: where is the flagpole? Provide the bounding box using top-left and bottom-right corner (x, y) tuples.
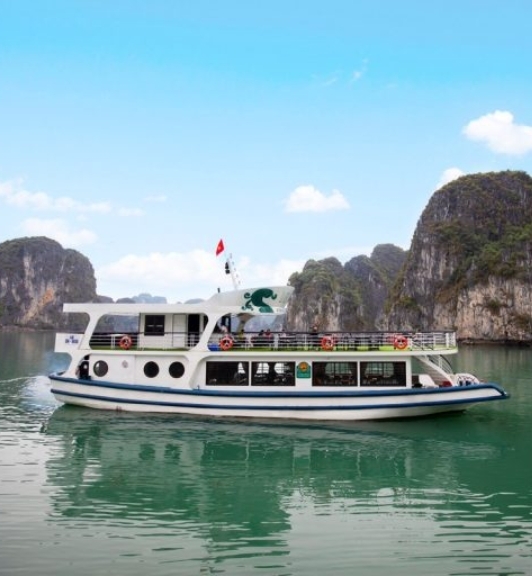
(216, 239), (240, 291)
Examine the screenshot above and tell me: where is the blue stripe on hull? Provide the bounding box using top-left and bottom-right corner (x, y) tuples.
(51, 389), (504, 411)
(49, 374), (508, 400)
(49, 377), (508, 414)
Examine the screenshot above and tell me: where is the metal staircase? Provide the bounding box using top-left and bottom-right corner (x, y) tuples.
(416, 354), (455, 386)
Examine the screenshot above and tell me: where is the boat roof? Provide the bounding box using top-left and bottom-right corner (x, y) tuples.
(62, 285), (294, 317)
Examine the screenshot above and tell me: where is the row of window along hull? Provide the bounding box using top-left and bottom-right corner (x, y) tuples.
(86, 360), (408, 387)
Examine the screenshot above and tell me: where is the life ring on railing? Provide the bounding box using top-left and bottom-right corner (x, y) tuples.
(394, 335), (408, 350)
(220, 336), (234, 351)
(321, 335), (335, 351)
(119, 335), (133, 350)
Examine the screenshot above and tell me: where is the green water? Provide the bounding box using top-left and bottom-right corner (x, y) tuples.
(0, 332), (531, 575)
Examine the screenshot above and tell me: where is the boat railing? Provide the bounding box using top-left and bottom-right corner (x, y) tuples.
(88, 330), (457, 352)
(426, 354), (454, 374)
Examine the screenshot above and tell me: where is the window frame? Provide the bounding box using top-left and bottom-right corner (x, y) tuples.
(144, 314), (166, 336)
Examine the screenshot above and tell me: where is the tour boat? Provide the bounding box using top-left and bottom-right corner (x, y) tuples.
(49, 285), (509, 420)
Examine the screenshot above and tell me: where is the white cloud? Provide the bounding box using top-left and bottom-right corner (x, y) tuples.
(284, 185), (350, 213)
(350, 59), (369, 83)
(313, 60), (368, 87)
(0, 180), (112, 213)
(463, 110), (532, 155)
(96, 250), (305, 301)
(20, 218), (97, 248)
(98, 250), (223, 295)
(242, 258), (305, 287)
(436, 167), (465, 190)
(312, 72), (341, 87)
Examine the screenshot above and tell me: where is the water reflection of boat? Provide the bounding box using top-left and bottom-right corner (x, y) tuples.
(42, 404), (532, 574)
(44, 406), (518, 526)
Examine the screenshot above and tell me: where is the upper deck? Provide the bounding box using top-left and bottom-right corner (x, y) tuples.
(56, 286), (456, 356)
(82, 329), (457, 354)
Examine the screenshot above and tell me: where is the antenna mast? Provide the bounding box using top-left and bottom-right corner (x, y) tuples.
(224, 253), (241, 291)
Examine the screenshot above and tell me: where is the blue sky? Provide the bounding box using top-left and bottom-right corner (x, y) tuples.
(1, 0), (532, 302)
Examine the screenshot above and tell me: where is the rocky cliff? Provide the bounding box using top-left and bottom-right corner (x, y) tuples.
(384, 170), (532, 341)
(287, 170), (532, 342)
(287, 245), (407, 331)
(0, 236), (97, 329)
(2, 171), (532, 341)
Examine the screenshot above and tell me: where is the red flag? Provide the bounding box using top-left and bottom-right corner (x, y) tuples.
(215, 239), (225, 256)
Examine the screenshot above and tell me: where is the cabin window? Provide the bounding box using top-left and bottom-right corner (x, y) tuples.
(144, 361), (160, 378)
(91, 315), (139, 348)
(206, 361), (249, 386)
(169, 362), (185, 379)
(93, 360), (108, 377)
(360, 361), (406, 387)
(312, 362), (358, 386)
(144, 315), (165, 336)
(251, 362), (295, 386)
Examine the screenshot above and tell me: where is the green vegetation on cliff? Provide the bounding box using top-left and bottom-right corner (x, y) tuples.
(289, 246), (406, 331)
(428, 171), (532, 288)
(385, 170), (532, 339)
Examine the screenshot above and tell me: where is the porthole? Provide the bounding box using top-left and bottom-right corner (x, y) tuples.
(93, 360), (109, 377)
(144, 361), (160, 378)
(169, 362), (185, 379)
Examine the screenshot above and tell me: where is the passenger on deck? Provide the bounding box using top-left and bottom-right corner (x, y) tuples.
(264, 329), (274, 348)
(236, 328), (246, 348)
(253, 330), (265, 347)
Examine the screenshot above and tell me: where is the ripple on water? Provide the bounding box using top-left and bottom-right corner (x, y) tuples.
(2, 340), (532, 576)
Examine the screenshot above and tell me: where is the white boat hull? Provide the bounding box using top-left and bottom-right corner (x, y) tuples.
(49, 375), (508, 421)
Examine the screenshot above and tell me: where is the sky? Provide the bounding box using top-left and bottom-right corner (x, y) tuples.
(1, 0), (532, 302)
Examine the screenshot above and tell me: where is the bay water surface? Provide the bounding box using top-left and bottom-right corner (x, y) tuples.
(0, 332), (531, 575)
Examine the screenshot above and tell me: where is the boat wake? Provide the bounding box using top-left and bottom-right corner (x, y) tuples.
(0, 376), (33, 384)
(21, 375), (60, 411)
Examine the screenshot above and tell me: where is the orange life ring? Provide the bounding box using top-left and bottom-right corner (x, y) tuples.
(394, 335), (408, 350)
(321, 335), (334, 351)
(220, 335), (234, 351)
(119, 335), (132, 350)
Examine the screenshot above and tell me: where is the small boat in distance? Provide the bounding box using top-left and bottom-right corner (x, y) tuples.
(48, 284), (509, 420)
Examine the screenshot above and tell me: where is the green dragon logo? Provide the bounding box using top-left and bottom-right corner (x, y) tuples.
(241, 288), (278, 312)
